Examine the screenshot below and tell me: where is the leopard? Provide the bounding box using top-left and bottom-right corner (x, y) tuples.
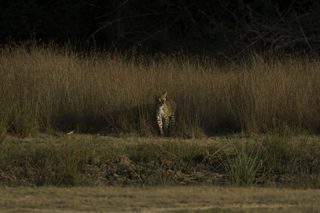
(155, 92), (176, 136)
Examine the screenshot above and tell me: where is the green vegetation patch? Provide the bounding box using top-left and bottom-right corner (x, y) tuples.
(0, 134), (319, 187)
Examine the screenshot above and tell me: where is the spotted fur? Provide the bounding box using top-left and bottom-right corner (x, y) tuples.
(155, 92), (176, 136)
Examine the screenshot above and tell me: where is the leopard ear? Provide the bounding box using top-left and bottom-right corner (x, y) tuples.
(163, 91), (167, 98)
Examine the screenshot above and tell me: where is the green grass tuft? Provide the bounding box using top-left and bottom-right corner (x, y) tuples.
(222, 142), (264, 186)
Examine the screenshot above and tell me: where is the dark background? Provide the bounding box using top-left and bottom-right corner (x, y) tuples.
(1, 0), (319, 57)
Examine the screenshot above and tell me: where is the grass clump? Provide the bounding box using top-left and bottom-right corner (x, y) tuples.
(222, 143), (264, 186)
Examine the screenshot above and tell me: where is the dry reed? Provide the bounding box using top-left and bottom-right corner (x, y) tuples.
(1, 45), (320, 136)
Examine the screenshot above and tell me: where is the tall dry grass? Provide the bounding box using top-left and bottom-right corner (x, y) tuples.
(1, 44), (320, 136)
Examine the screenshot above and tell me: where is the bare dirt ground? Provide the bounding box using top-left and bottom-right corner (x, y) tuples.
(0, 186), (319, 212)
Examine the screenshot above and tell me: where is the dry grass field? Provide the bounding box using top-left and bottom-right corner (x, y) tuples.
(1, 186), (319, 212)
(1, 44), (320, 137)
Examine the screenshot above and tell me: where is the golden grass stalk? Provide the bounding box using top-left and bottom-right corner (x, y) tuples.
(1, 45), (320, 136)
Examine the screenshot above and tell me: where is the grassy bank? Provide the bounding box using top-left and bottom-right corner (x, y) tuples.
(1, 45), (320, 136)
(0, 134), (319, 187)
(1, 186), (319, 212)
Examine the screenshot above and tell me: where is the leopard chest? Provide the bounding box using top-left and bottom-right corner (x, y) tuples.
(157, 105), (170, 118)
